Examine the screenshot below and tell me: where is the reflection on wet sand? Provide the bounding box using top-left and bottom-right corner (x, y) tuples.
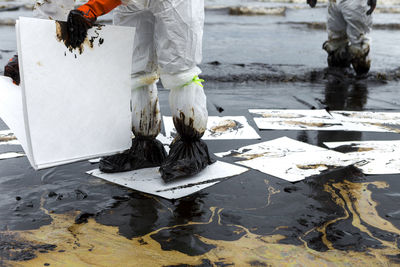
(1, 177), (399, 267)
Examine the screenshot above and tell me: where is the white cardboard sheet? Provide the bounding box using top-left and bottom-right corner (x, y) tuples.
(250, 109), (400, 133)
(0, 152), (25, 160)
(0, 17), (135, 169)
(163, 116), (260, 140)
(324, 140), (400, 175)
(0, 77), (29, 150)
(87, 161), (249, 199)
(330, 111), (400, 133)
(216, 137), (356, 182)
(249, 109), (345, 131)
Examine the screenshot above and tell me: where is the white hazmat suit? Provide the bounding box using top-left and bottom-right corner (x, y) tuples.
(323, 0), (373, 74)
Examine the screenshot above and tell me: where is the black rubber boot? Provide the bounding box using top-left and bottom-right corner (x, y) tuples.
(159, 114), (215, 182)
(99, 137), (167, 173)
(323, 41), (351, 69)
(327, 49), (351, 68)
(352, 55), (371, 76)
(159, 137), (215, 182)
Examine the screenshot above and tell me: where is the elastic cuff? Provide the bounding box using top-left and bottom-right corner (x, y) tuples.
(77, 5), (97, 20)
(131, 72), (159, 89)
(160, 67), (202, 90)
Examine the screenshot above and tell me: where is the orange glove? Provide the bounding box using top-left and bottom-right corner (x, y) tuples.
(77, 0), (122, 20)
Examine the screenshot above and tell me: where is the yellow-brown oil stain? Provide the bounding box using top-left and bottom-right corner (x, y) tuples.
(233, 153), (265, 160)
(302, 180), (400, 263)
(0, 134), (16, 142)
(286, 121), (338, 128)
(210, 119), (236, 133)
(3, 182), (400, 267)
(139, 73), (159, 86)
(261, 113), (302, 119)
(369, 122), (400, 134)
(297, 164), (330, 170)
(245, 179), (280, 211)
(356, 147), (374, 152)
(3, 207), (396, 267)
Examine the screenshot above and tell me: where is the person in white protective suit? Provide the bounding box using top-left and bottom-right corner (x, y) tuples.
(4, 0), (214, 182)
(308, 0), (376, 75)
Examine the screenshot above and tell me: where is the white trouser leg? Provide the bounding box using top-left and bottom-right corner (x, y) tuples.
(152, 0), (204, 74)
(325, 1), (348, 53)
(114, 6), (157, 76)
(340, 0), (372, 57)
(131, 79), (161, 139)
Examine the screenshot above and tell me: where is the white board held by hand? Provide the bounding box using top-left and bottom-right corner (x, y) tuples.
(0, 17), (135, 169)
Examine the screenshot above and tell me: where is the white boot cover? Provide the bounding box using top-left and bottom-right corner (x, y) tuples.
(159, 67), (214, 182)
(131, 81), (161, 138)
(349, 41), (371, 75)
(162, 67), (207, 137)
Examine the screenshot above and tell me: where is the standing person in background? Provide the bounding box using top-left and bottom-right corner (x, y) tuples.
(308, 0), (376, 75)
(4, 0), (214, 182)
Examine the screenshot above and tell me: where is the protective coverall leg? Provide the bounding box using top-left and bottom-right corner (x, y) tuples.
(99, 6), (167, 173)
(154, 0), (214, 182)
(324, 0), (372, 75)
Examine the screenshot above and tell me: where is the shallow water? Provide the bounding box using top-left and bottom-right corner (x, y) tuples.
(1, 1), (400, 266)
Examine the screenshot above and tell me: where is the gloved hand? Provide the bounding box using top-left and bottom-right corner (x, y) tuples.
(367, 0), (376, 15)
(67, 0), (121, 48)
(307, 0), (317, 8)
(67, 9), (96, 48)
(4, 55), (20, 85)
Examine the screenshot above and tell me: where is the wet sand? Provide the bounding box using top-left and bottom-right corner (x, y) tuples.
(1, 1), (400, 266)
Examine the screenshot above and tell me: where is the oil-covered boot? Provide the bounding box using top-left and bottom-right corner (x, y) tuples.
(323, 41), (351, 68)
(99, 137), (167, 173)
(99, 81), (167, 173)
(350, 42), (371, 76)
(159, 67), (215, 182)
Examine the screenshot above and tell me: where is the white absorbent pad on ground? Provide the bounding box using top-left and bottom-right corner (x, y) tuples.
(87, 161), (249, 199)
(163, 116), (260, 140)
(0, 17), (135, 170)
(250, 109), (400, 133)
(215, 136), (356, 182)
(330, 111), (400, 133)
(324, 140), (400, 175)
(249, 109), (344, 131)
(0, 152), (25, 160)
